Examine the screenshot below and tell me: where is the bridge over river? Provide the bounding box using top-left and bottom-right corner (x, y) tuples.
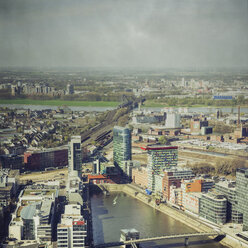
(94, 231), (224, 248)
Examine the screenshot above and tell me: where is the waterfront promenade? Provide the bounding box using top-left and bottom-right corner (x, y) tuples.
(97, 183), (248, 248)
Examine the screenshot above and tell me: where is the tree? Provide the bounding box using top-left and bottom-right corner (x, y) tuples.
(158, 136), (170, 145)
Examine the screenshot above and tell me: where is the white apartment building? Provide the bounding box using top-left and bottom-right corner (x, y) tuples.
(57, 204), (87, 248)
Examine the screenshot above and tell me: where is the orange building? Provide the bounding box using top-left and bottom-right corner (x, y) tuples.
(132, 166), (148, 189)
(182, 179), (203, 193)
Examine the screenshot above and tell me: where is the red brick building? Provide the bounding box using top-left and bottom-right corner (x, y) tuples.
(24, 147), (68, 170)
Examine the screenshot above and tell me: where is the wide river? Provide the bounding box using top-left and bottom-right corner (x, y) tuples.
(91, 192), (227, 248)
(1, 103), (248, 114)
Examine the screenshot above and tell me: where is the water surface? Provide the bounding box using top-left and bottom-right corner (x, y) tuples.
(91, 192), (227, 248)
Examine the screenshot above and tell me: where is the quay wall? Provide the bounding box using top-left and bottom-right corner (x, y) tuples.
(103, 184), (212, 232)
(101, 183), (246, 248)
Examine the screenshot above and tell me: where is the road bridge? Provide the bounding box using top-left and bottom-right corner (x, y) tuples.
(94, 231), (224, 247)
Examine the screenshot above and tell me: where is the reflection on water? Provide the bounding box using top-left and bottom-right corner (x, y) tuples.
(91, 192), (227, 248)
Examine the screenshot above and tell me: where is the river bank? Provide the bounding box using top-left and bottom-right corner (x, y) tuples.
(97, 183), (247, 248)
(0, 99), (119, 107)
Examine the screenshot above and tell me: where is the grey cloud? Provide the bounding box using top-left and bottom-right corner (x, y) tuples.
(0, 0), (247, 68)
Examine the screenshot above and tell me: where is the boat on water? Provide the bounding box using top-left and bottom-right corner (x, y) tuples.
(113, 196), (118, 205)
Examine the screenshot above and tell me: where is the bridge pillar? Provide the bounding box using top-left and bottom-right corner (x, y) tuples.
(184, 237), (189, 246)
(120, 228), (140, 248)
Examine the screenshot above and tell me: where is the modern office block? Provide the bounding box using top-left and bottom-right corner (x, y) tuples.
(199, 192), (227, 224)
(141, 145), (178, 192)
(68, 136), (82, 179)
(236, 168), (248, 230)
(215, 181), (243, 224)
(113, 126), (131, 170)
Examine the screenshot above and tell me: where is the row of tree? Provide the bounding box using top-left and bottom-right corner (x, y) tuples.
(186, 158), (247, 177)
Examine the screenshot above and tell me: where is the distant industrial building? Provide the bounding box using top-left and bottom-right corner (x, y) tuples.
(113, 126), (132, 171)
(165, 113), (181, 129)
(190, 117), (208, 134)
(66, 84), (74, 94)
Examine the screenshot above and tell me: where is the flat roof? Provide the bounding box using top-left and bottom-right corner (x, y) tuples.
(88, 174), (107, 180)
(21, 204), (36, 220)
(140, 145), (178, 151)
(69, 193), (83, 206)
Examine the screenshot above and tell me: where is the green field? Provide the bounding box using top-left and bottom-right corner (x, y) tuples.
(142, 100), (247, 108)
(0, 99), (119, 107)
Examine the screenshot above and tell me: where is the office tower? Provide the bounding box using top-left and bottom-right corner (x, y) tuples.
(165, 113), (181, 128)
(141, 145), (178, 192)
(113, 126), (131, 170)
(236, 168), (248, 230)
(68, 136), (82, 179)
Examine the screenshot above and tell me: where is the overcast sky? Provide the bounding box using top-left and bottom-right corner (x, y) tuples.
(0, 0), (247, 68)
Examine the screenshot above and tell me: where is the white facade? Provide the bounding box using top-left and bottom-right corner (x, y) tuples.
(8, 184), (58, 244)
(57, 204), (87, 248)
(165, 113), (181, 128)
(68, 136), (82, 179)
(154, 174), (163, 197)
(182, 192), (201, 214)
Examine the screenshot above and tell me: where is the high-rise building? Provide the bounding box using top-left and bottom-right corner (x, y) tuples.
(165, 113), (181, 129)
(68, 136), (82, 179)
(236, 168), (248, 230)
(113, 126), (131, 170)
(141, 145), (178, 192)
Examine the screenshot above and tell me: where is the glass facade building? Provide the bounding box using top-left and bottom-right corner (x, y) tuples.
(236, 168), (248, 230)
(68, 136), (82, 179)
(199, 192), (227, 224)
(215, 181), (243, 224)
(113, 127), (132, 171)
(141, 145), (178, 192)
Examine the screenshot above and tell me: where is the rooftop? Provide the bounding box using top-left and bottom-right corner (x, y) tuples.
(216, 180), (236, 190)
(23, 189), (55, 197)
(20, 204), (37, 220)
(68, 193), (83, 206)
(203, 192), (227, 201)
(140, 145), (178, 151)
